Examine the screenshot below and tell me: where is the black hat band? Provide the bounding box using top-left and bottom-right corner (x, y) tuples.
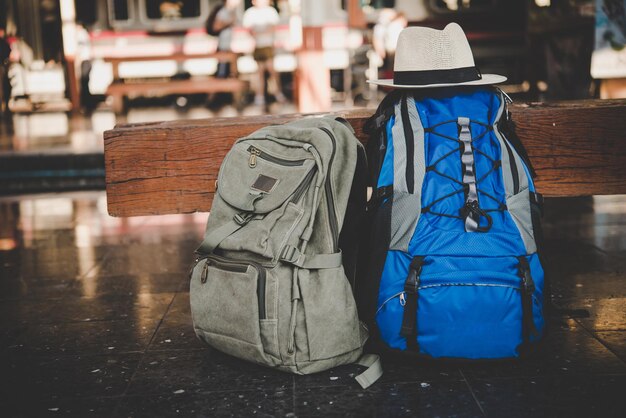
(393, 66), (482, 86)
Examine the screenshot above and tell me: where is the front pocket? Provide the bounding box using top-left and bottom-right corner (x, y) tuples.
(217, 142), (316, 214)
(214, 140), (316, 260)
(189, 255), (280, 365)
(190, 256), (264, 341)
(375, 255), (544, 359)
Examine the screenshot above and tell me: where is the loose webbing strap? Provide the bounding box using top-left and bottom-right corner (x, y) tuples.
(196, 212), (259, 255)
(517, 256), (538, 354)
(279, 245), (343, 269)
(373, 105), (395, 130)
(354, 354), (383, 389)
(458, 117), (480, 232)
(399, 256), (424, 352)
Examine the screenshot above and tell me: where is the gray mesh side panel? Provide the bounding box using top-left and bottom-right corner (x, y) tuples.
(507, 188), (537, 253)
(493, 93), (535, 253)
(390, 96), (426, 251)
(390, 192), (422, 251)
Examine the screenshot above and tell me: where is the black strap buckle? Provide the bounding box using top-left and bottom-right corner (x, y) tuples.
(403, 270), (420, 294)
(403, 256), (424, 294)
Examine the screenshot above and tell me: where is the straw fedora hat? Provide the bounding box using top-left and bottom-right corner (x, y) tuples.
(368, 23), (507, 89)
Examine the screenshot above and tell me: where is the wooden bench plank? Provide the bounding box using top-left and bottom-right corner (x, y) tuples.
(104, 100), (626, 217)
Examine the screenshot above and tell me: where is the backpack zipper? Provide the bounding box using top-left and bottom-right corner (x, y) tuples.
(247, 145), (306, 168)
(198, 254), (267, 320)
(376, 291), (406, 315)
(319, 127), (339, 250)
(290, 167), (317, 204)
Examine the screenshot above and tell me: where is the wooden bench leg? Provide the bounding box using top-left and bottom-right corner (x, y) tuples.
(111, 94), (124, 114)
(233, 89), (244, 112)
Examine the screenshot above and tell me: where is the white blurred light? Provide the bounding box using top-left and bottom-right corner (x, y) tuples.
(444, 0), (459, 11)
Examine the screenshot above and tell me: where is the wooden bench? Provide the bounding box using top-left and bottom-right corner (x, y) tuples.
(105, 52), (248, 114)
(103, 99), (626, 217)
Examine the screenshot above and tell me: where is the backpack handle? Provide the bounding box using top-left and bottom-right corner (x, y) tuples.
(333, 117), (355, 133)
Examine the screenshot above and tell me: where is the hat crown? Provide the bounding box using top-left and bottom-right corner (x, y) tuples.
(394, 23), (476, 72)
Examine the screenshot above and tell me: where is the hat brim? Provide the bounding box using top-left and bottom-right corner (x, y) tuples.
(367, 74), (507, 89)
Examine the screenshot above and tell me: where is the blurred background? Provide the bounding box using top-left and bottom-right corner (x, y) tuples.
(0, 0), (624, 195)
(0, 4), (624, 415)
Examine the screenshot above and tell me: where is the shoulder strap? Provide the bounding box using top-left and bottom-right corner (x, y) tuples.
(332, 116), (356, 133)
(363, 90), (401, 188)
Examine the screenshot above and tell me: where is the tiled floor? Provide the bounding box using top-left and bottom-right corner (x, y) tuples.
(0, 192), (625, 417)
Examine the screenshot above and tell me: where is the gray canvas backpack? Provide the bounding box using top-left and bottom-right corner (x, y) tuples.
(189, 116), (382, 388)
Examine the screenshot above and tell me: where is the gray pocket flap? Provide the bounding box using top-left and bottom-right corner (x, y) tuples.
(218, 144), (315, 214)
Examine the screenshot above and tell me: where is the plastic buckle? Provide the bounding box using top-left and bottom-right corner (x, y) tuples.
(374, 113), (387, 129)
(280, 245), (300, 264)
(234, 212), (254, 226)
(403, 264), (421, 294)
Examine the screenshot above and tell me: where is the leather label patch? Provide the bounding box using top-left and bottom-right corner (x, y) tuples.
(251, 174), (279, 193)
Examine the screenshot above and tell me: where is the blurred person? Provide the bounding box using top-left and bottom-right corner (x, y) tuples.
(160, 1), (184, 19)
(592, 0), (626, 98)
(76, 24), (95, 112)
(372, 9), (395, 62)
(243, 0), (285, 106)
(40, 0), (62, 64)
(0, 28), (11, 116)
(207, 0), (241, 79)
(372, 9), (407, 78)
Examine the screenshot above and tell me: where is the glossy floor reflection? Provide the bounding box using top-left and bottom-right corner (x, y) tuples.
(0, 192), (625, 417)
(0, 102), (299, 154)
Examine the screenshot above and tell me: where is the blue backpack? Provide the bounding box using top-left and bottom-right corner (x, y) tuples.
(357, 87), (545, 359)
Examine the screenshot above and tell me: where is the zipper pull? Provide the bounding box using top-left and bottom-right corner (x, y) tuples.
(249, 147), (261, 168)
(399, 292), (406, 306)
(189, 257), (200, 280)
(200, 260), (210, 284)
